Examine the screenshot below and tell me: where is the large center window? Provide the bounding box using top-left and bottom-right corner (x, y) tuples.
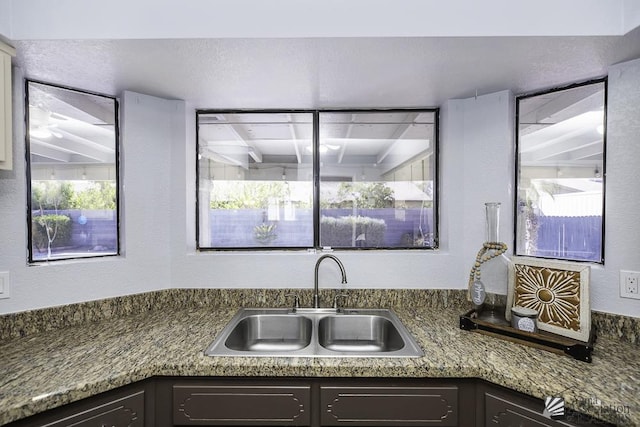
(196, 110), (438, 250)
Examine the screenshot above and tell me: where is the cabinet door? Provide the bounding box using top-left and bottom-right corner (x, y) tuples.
(172, 384), (311, 426)
(482, 385), (612, 427)
(0, 41), (15, 171)
(38, 390), (145, 427)
(320, 385), (459, 426)
(486, 391), (566, 427)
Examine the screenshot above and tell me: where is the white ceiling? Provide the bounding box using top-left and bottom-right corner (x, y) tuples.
(5, 0), (639, 40)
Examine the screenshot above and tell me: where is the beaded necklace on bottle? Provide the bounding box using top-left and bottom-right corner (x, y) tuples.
(468, 242), (508, 288)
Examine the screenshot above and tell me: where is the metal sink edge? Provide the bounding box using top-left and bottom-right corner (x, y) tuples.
(204, 307), (424, 358)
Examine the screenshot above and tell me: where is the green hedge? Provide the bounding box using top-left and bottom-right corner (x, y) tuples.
(32, 214), (72, 253)
(320, 215), (386, 248)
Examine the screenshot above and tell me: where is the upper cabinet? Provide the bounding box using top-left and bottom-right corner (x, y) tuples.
(0, 40), (15, 171)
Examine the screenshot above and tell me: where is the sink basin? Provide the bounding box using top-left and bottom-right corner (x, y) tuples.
(225, 314), (312, 352)
(317, 315), (405, 352)
(205, 308), (423, 358)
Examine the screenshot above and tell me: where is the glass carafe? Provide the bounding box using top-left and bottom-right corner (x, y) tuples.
(469, 202), (512, 324)
(481, 202), (510, 299)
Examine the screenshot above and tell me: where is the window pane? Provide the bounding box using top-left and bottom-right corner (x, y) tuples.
(27, 81), (119, 262)
(197, 112), (314, 248)
(319, 111), (437, 249)
(516, 81), (606, 262)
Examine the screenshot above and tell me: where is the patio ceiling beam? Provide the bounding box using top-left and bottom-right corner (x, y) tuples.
(29, 140), (72, 163)
(519, 88), (603, 135)
(337, 114), (355, 164)
(287, 114), (302, 164)
(225, 123), (263, 163)
(376, 112), (419, 164)
(30, 137), (112, 163)
(523, 138), (601, 162)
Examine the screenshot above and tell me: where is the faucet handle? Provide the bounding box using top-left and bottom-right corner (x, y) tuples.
(285, 293), (301, 311)
(333, 293), (348, 311)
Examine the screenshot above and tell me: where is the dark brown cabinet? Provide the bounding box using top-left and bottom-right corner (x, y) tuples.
(156, 378), (476, 427)
(478, 382), (614, 427)
(6, 378), (613, 427)
(320, 385), (459, 426)
(172, 383), (311, 426)
(6, 384), (149, 427)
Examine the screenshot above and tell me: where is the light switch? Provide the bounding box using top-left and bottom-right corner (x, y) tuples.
(0, 271), (10, 299)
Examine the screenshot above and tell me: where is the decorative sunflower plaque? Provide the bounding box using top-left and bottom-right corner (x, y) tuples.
(506, 257), (591, 342)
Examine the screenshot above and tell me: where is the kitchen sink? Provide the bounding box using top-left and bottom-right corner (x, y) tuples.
(225, 314), (313, 352)
(205, 308), (423, 358)
(317, 315), (405, 352)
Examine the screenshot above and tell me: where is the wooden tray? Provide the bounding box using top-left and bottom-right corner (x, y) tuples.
(459, 308), (595, 363)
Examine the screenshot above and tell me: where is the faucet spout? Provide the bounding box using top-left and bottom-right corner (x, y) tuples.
(313, 254), (348, 308)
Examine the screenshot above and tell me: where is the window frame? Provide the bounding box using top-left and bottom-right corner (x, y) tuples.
(195, 108), (439, 251)
(25, 79), (121, 263)
(513, 78), (607, 264)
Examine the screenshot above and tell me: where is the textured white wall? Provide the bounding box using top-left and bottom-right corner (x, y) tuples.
(167, 92), (512, 297)
(458, 91), (515, 295)
(0, 89), (182, 314)
(592, 58), (640, 316)
(624, 0), (640, 33)
(1, 62), (639, 317)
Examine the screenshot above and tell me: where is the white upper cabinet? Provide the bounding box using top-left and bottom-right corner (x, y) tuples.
(0, 40), (15, 171)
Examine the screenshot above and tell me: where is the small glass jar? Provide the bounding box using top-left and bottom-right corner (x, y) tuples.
(511, 306), (538, 333)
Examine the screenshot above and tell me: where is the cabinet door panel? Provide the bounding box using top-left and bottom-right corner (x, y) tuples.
(486, 392), (577, 427)
(320, 386), (458, 426)
(172, 385), (311, 426)
(41, 390), (145, 427)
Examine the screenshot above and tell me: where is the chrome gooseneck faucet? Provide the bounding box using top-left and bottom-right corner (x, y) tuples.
(313, 254), (347, 308)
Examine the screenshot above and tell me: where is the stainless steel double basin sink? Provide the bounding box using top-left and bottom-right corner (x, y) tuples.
(205, 308), (423, 357)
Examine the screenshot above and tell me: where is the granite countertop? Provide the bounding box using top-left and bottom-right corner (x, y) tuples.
(0, 300), (639, 426)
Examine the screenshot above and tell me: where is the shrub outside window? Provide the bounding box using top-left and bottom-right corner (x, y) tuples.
(196, 109), (438, 250)
(515, 79), (606, 263)
(26, 81), (120, 262)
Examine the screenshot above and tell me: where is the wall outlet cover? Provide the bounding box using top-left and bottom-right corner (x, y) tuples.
(0, 271), (9, 299)
(620, 270), (640, 300)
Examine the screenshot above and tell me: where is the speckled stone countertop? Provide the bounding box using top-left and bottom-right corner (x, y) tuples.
(0, 290), (639, 426)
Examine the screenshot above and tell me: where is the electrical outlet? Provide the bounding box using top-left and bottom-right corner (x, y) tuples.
(0, 272), (9, 299)
(620, 270), (640, 300)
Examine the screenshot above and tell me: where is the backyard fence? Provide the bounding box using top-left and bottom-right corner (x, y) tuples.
(535, 215), (602, 261)
(209, 207), (434, 248)
(31, 209), (117, 257)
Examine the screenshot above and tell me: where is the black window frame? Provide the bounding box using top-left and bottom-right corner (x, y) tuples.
(25, 79), (121, 263)
(513, 78), (607, 264)
(195, 108), (439, 251)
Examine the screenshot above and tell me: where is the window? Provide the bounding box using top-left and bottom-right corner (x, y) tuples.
(26, 81), (120, 262)
(196, 109), (438, 250)
(515, 79), (606, 263)
(197, 112), (314, 248)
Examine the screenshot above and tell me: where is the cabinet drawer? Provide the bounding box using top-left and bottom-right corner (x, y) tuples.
(40, 390), (144, 427)
(320, 386), (458, 426)
(172, 384), (311, 426)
